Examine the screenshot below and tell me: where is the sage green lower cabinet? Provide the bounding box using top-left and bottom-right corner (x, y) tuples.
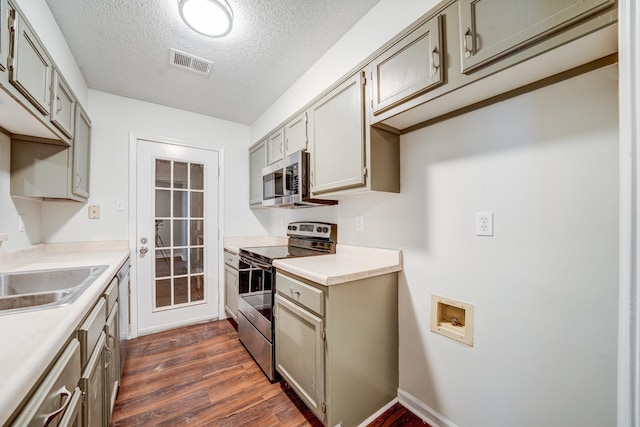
(105, 302), (120, 423)
(80, 332), (106, 427)
(58, 387), (83, 427)
(274, 271), (398, 427)
(10, 339), (81, 427)
(224, 249), (239, 321)
(7, 265), (124, 426)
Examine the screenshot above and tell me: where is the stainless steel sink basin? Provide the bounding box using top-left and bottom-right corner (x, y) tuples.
(0, 265), (108, 315)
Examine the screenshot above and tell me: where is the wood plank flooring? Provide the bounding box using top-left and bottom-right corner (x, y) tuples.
(111, 319), (429, 427)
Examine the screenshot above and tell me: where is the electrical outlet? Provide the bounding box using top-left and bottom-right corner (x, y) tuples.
(475, 211), (493, 236)
(355, 216), (364, 232)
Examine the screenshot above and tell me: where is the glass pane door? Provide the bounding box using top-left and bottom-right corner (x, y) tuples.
(153, 159), (206, 311)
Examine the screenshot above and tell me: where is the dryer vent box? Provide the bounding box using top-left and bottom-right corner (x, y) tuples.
(430, 295), (474, 346)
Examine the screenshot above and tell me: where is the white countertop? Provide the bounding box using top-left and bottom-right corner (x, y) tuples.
(223, 235), (288, 253)
(0, 241), (130, 425)
(273, 244), (402, 285)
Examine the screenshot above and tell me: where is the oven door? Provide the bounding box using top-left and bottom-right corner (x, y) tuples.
(238, 256), (274, 341)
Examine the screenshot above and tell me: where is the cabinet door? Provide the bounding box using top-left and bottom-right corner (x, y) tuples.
(0, 0), (8, 72)
(80, 332), (106, 427)
(58, 387), (83, 427)
(309, 72), (366, 194)
(284, 112), (307, 155)
(50, 70), (76, 139)
(371, 15), (443, 115)
(105, 303), (120, 423)
(9, 10), (52, 114)
(459, 0), (615, 73)
(224, 266), (238, 321)
(72, 105), (91, 199)
(249, 141), (267, 205)
(267, 128), (285, 164)
(10, 340), (81, 427)
(274, 294), (325, 421)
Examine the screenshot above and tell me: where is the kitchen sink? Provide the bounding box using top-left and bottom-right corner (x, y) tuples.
(0, 265), (108, 315)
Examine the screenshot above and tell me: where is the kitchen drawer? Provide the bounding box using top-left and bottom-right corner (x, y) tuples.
(224, 250), (239, 269)
(276, 272), (324, 316)
(11, 339), (81, 426)
(103, 277), (118, 315)
(78, 298), (106, 367)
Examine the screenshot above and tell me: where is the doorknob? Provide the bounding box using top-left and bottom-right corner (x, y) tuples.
(139, 246), (149, 256)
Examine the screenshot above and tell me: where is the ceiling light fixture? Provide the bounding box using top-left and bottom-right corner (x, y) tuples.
(178, 0), (233, 38)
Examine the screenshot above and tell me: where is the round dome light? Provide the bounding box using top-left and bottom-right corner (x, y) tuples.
(178, 0), (233, 38)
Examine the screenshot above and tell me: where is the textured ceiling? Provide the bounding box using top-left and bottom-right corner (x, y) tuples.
(44, 0), (381, 125)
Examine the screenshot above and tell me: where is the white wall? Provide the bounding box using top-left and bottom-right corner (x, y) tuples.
(41, 90), (265, 243)
(250, 0), (619, 424)
(0, 135), (42, 250)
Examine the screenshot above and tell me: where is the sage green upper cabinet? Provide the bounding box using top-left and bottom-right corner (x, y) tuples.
(0, 0), (8, 72)
(50, 70), (76, 139)
(249, 139), (267, 206)
(371, 15), (443, 116)
(8, 9), (52, 115)
(309, 72), (366, 194)
(267, 113), (308, 165)
(284, 112), (308, 156)
(459, 0), (616, 73)
(72, 105), (91, 199)
(266, 127), (284, 164)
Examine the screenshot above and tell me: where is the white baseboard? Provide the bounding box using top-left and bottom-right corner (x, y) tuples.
(137, 314), (220, 336)
(356, 398), (399, 427)
(397, 389), (458, 427)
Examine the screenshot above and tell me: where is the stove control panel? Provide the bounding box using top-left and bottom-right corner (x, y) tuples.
(287, 221), (337, 241)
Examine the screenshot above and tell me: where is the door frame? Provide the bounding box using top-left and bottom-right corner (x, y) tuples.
(128, 133), (225, 338)
(618, 2), (639, 426)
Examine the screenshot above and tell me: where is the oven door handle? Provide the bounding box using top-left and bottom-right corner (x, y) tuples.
(239, 255), (272, 271)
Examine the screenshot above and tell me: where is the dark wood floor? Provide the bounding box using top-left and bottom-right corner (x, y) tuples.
(111, 319), (429, 427)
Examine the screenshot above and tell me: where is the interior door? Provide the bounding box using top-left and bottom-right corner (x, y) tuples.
(136, 139), (220, 335)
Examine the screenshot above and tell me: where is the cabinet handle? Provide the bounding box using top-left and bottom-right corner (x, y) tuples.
(289, 287), (300, 299)
(463, 27), (473, 59)
(75, 173), (81, 188)
(43, 386), (72, 426)
(431, 45), (440, 74)
(56, 97), (63, 114)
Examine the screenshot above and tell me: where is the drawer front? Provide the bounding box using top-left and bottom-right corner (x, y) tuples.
(104, 277), (118, 315)
(276, 272), (324, 316)
(11, 339), (81, 427)
(78, 298), (106, 367)
(224, 250), (239, 269)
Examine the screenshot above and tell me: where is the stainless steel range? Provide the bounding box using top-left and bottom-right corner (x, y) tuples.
(238, 221), (337, 381)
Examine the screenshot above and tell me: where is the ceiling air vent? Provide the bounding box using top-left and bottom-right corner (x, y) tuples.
(169, 48), (213, 75)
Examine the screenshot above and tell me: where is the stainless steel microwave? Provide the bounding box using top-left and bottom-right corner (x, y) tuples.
(262, 151), (337, 208)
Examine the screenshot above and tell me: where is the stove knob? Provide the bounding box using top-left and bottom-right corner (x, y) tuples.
(323, 227), (329, 233)
(316, 226), (322, 233)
